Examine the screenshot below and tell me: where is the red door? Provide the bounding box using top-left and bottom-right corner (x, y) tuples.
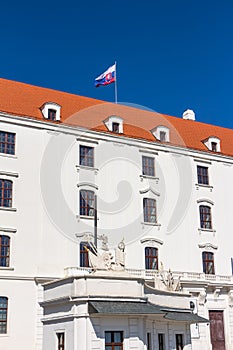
(209, 311), (225, 350)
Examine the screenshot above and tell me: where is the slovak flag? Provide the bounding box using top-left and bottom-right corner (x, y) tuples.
(95, 64), (116, 87)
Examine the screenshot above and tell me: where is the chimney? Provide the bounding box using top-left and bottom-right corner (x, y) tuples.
(182, 109), (195, 121)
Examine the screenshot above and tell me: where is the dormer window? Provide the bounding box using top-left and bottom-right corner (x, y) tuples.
(203, 136), (221, 153)
(151, 126), (170, 142)
(40, 102), (61, 121)
(104, 116), (123, 134)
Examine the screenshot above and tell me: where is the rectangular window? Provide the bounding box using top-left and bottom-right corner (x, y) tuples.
(158, 333), (165, 350)
(0, 131), (15, 155)
(145, 247), (158, 269)
(211, 142), (217, 152)
(80, 145), (94, 167)
(0, 180), (12, 207)
(197, 166), (209, 185)
(0, 297), (8, 334)
(48, 109), (57, 121)
(0, 235), (10, 267)
(142, 156), (155, 176)
(80, 190), (94, 216)
(202, 251), (215, 274)
(160, 131), (166, 142)
(57, 332), (65, 350)
(143, 198), (156, 223)
(105, 331), (123, 350)
(175, 334), (183, 350)
(199, 205), (212, 229)
(112, 122), (120, 133)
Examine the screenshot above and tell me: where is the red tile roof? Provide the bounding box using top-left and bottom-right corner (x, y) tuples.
(1, 77), (233, 157)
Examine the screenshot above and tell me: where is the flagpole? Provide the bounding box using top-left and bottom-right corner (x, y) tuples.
(115, 61), (118, 104)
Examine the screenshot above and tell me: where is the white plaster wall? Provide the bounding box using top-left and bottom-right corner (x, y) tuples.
(43, 313), (193, 350)
(74, 276), (144, 298)
(0, 124), (80, 278)
(146, 292), (190, 309)
(89, 315), (147, 350)
(43, 278), (74, 301)
(2, 113), (233, 349)
(0, 121), (84, 350)
(3, 118), (233, 278)
(43, 320), (74, 350)
(189, 289), (233, 350)
(44, 276), (144, 301)
(0, 279), (38, 350)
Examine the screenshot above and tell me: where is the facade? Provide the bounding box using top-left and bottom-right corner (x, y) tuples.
(0, 78), (233, 349)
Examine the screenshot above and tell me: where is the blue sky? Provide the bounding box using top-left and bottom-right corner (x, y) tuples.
(1, 0), (233, 128)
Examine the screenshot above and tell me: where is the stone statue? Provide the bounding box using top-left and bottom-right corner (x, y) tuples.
(86, 246), (113, 271)
(154, 263), (181, 292)
(115, 239), (125, 269)
(85, 239), (126, 272)
(98, 234), (109, 251)
(198, 290), (207, 305)
(228, 290), (233, 307)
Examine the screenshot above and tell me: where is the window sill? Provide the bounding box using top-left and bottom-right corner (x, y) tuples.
(76, 215), (95, 220)
(76, 165), (98, 173)
(0, 207), (17, 212)
(0, 227), (17, 233)
(140, 175), (159, 184)
(0, 267), (14, 271)
(142, 222), (161, 227)
(0, 153), (17, 159)
(198, 228), (216, 234)
(0, 171), (19, 178)
(195, 183), (213, 191)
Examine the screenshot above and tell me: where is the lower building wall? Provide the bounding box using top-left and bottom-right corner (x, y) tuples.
(146, 319), (192, 350)
(89, 316), (193, 350)
(190, 292), (233, 350)
(43, 320), (74, 350)
(4, 278), (233, 350)
(43, 314), (193, 350)
(0, 279), (38, 350)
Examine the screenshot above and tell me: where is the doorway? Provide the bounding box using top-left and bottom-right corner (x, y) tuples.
(209, 310), (225, 350)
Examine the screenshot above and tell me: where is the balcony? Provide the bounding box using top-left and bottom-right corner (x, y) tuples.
(64, 267), (233, 285)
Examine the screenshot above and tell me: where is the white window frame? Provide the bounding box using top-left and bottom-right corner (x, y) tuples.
(151, 125), (170, 142)
(203, 136), (221, 152)
(104, 116), (124, 133)
(41, 102), (61, 121)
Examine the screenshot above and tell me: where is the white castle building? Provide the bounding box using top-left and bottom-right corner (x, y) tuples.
(0, 78), (233, 350)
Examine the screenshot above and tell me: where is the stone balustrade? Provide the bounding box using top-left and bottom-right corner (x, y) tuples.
(64, 267), (233, 284)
